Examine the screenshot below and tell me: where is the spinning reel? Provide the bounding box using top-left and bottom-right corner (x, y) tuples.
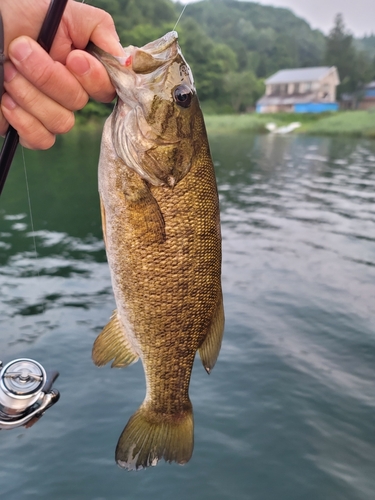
(0, 359), (59, 430)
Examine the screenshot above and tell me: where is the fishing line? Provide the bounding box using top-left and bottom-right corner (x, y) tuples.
(22, 147), (50, 362)
(22, 147), (38, 261)
(173, 4), (188, 31)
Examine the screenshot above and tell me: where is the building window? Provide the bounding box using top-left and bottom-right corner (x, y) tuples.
(280, 84), (287, 95)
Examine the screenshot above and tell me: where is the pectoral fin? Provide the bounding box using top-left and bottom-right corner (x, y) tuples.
(93, 310), (139, 368)
(139, 190), (166, 243)
(124, 168), (166, 244)
(199, 293), (225, 374)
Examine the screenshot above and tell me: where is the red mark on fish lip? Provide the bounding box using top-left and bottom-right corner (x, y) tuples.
(125, 56), (132, 67)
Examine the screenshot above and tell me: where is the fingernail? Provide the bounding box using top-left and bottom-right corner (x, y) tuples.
(69, 55), (90, 76)
(4, 63), (17, 83)
(11, 38), (32, 63)
(2, 94), (17, 110)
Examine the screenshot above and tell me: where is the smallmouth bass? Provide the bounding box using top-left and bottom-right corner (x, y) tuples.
(88, 31), (224, 470)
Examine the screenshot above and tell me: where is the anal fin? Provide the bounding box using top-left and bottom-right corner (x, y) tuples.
(199, 292), (225, 374)
(93, 310), (139, 368)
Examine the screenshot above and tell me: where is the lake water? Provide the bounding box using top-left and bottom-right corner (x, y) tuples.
(0, 130), (374, 500)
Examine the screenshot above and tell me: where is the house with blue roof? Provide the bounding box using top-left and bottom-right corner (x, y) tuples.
(256, 66), (340, 113)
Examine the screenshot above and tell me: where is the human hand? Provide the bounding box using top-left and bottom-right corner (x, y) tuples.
(0, 0), (123, 149)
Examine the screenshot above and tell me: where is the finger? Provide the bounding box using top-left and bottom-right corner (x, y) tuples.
(1, 2), (123, 63)
(61, 3), (124, 57)
(8, 37), (89, 111)
(0, 109), (9, 136)
(66, 50), (116, 103)
(3, 63), (75, 136)
(1, 93), (56, 150)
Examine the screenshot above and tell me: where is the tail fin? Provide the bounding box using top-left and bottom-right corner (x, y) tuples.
(115, 403), (194, 470)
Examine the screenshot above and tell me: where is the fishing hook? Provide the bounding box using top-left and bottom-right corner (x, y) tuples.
(0, 0), (69, 196)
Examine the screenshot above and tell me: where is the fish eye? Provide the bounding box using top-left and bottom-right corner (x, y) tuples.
(174, 85), (193, 108)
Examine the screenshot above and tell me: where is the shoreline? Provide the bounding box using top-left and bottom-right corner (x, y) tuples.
(72, 110), (375, 139)
(203, 110), (375, 138)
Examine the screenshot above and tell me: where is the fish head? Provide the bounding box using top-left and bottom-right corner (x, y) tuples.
(88, 32), (200, 187)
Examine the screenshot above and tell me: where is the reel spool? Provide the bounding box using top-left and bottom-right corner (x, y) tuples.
(0, 358), (59, 430)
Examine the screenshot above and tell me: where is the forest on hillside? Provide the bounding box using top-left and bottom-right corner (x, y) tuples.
(84, 0), (375, 115)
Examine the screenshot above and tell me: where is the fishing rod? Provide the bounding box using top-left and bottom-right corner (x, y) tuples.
(0, 0), (69, 196)
(0, 0), (68, 430)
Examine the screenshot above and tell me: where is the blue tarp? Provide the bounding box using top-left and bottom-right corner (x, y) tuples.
(294, 103), (339, 113)
(256, 102), (339, 113)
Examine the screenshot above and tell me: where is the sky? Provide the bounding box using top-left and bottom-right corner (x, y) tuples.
(176, 0), (375, 37)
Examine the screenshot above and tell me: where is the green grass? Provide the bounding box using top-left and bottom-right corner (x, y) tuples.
(204, 110), (375, 138)
(203, 111), (327, 134)
(300, 110), (375, 137)
(203, 114), (272, 134)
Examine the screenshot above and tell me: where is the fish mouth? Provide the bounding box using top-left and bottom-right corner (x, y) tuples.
(140, 31), (179, 56)
(86, 31), (180, 79)
(86, 31), (195, 101)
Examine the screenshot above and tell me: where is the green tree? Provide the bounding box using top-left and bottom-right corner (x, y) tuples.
(325, 14), (375, 95)
(90, 0), (122, 16)
(223, 71), (264, 111)
(325, 14), (356, 93)
(178, 18), (237, 102)
(119, 23), (172, 47)
(356, 35), (375, 59)
(181, 0), (325, 77)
